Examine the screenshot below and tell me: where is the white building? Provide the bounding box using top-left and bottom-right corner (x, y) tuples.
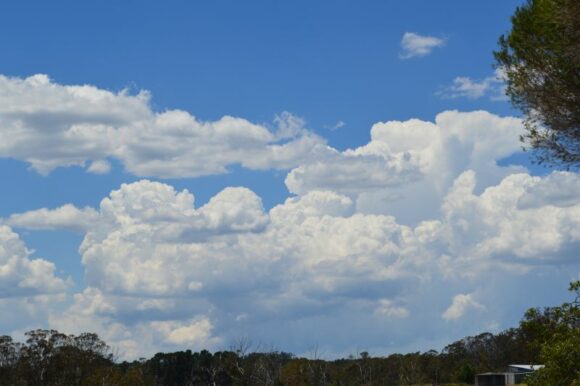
(475, 364), (544, 386)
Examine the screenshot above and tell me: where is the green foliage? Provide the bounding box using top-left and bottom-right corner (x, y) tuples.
(494, 0), (580, 168)
(527, 281), (580, 386)
(456, 364), (475, 384)
(0, 329), (114, 386)
(0, 329), (537, 385)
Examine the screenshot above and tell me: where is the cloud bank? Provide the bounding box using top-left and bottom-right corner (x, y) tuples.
(1, 75), (578, 359)
(7, 168), (576, 358)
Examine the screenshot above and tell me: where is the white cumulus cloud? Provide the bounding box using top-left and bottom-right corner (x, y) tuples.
(286, 110), (526, 225)
(0, 74), (327, 178)
(442, 293), (485, 321)
(399, 32), (446, 59)
(6, 204), (99, 232)
(437, 69), (507, 100)
(0, 225), (70, 298)
(9, 166), (574, 356)
(3, 102), (579, 358)
(441, 171), (580, 267)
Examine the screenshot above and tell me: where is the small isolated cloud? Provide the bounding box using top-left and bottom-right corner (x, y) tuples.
(399, 32), (446, 59)
(6, 204), (99, 233)
(442, 293), (484, 321)
(324, 120), (346, 131)
(437, 69), (507, 100)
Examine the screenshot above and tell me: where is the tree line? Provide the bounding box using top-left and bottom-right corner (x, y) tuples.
(1, 282), (578, 386)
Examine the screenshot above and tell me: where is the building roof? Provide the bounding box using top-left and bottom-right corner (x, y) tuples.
(477, 372), (508, 375)
(508, 364), (545, 371)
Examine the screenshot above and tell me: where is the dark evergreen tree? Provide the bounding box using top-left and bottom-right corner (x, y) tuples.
(495, 0), (580, 168)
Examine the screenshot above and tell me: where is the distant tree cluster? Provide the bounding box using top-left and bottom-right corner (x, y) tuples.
(0, 327), (541, 386)
(1, 282), (578, 385)
(0, 330), (118, 386)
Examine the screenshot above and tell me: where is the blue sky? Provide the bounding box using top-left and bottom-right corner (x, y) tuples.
(0, 1), (578, 358)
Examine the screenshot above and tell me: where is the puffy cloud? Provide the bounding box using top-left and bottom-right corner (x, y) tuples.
(442, 294), (485, 321)
(399, 32), (446, 59)
(6, 204), (99, 232)
(75, 180), (269, 296)
(153, 318), (217, 346)
(0, 74), (327, 177)
(3, 94), (578, 357)
(48, 287), (221, 358)
(7, 182), (415, 355)
(0, 225), (70, 338)
(269, 190), (354, 222)
(0, 225), (69, 298)
(437, 69), (507, 100)
(441, 171), (580, 268)
(287, 111), (526, 224)
(285, 147), (421, 196)
(119, 111), (328, 178)
(0, 74), (149, 175)
(46, 191), (424, 356)
(198, 187), (269, 232)
(517, 171), (580, 209)
(19, 164), (574, 356)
